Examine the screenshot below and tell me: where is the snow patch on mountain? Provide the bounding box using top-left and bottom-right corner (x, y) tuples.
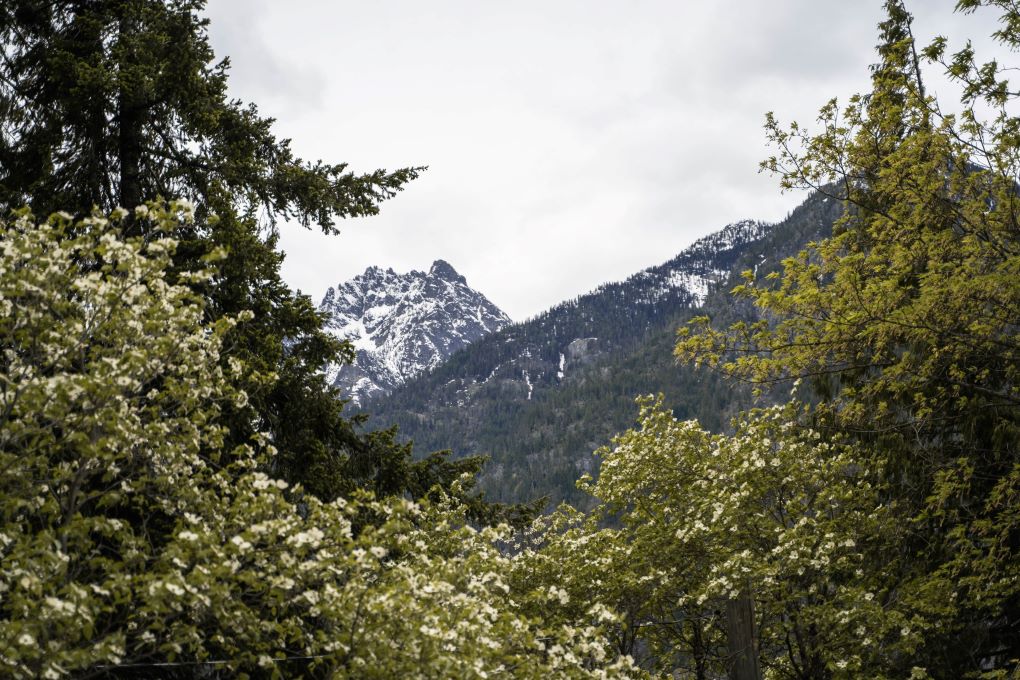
(639, 219), (769, 304)
(319, 260), (511, 404)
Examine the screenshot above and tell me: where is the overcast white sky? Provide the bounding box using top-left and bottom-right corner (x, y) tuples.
(203, 1), (1002, 321)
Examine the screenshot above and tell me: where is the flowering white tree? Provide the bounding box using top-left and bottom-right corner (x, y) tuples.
(526, 397), (923, 679)
(0, 206), (641, 679)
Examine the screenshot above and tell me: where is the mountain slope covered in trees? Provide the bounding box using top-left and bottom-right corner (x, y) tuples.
(363, 190), (844, 507)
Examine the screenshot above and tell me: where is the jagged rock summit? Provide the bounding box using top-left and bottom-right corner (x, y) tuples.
(319, 260), (511, 403)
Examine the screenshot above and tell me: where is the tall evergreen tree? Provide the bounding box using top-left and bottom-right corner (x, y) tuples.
(0, 0), (490, 503)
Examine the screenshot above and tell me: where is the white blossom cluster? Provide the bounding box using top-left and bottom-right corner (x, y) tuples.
(0, 207), (642, 679)
(521, 396), (926, 677)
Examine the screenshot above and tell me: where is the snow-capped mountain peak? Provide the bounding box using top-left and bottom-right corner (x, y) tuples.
(429, 258), (467, 284)
(319, 260), (511, 404)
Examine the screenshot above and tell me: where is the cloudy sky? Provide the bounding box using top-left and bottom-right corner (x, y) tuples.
(203, 1), (1001, 321)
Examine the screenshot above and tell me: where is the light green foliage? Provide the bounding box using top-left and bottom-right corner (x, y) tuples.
(512, 507), (661, 666)
(529, 398), (916, 678)
(0, 207), (640, 678)
(675, 1), (1020, 674)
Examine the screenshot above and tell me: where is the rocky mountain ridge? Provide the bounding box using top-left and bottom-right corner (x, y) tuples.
(367, 216), (774, 413)
(319, 260), (510, 403)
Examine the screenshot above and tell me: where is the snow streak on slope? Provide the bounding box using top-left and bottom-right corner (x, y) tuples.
(319, 260), (511, 404)
(647, 219), (769, 304)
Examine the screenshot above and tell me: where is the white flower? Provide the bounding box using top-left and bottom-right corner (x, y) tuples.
(44, 596), (73, 613)
(230, 535), (252, 552)
(288, 527), (324, 549)
(548, 586), (570, 605)
(176, 198), (196, 219)
(587, 604), (617, 623)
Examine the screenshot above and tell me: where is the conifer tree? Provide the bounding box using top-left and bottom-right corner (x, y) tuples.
(0, 0), (490, 503)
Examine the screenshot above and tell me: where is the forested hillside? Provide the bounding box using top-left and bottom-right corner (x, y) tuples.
(364, 190), (844, 507)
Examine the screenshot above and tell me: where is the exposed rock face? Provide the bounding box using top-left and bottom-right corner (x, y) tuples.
(564, 338), (601, 365)
(318, 260), (511, 404)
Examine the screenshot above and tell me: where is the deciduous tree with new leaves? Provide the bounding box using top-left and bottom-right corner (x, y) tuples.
(676, 0), (1020, 674)
(524, 398), (914, 678)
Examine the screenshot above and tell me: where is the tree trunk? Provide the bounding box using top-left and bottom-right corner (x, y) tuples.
(691, 619), (709, 680)
(117, 5), (142, 224)
(726, 590), (762, 680)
